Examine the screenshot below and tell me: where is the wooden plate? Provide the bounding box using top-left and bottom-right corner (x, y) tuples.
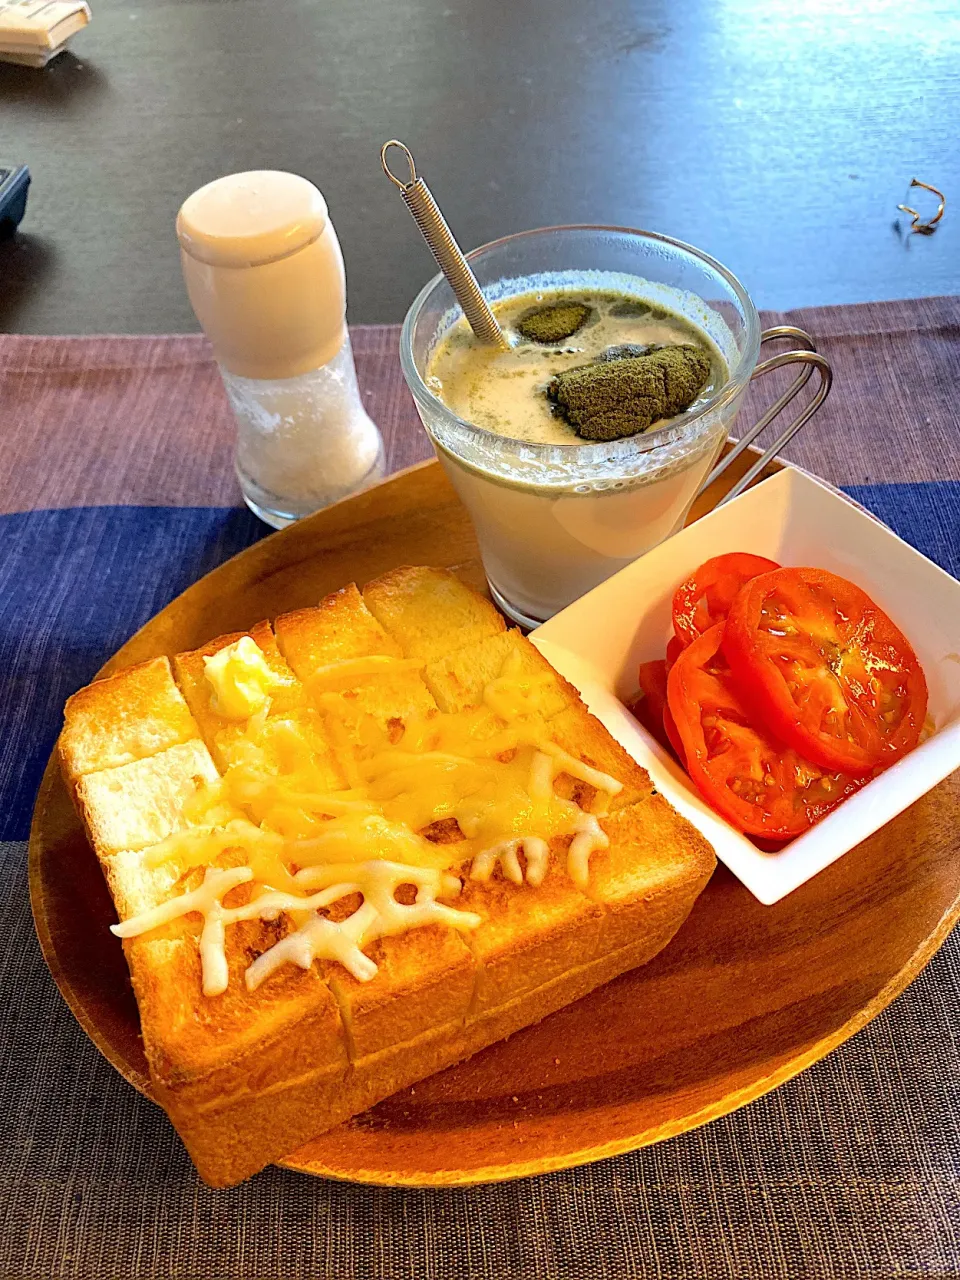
(29, 453), (960, 1187)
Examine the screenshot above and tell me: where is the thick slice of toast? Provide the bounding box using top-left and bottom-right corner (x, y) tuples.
(60, 566), (715, 1186)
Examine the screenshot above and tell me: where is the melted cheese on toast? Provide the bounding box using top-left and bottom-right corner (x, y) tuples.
(109, 638), (619, 997)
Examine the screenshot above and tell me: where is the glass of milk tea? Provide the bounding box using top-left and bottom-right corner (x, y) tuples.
(399, 225), (761, 626)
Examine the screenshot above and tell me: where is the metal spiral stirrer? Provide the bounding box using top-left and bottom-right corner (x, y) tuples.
(381, 140), (510, 351)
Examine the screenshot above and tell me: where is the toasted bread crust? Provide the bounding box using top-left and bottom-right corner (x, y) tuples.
(73, 739), (220, 857)
(362, 565), (505, 661)
(59, 566), (716, 1186)
(457, 849), (604, 1015)
(274, 583), (402, 670)
(585, 795), (716, 953)
(60, 656), (198, 784)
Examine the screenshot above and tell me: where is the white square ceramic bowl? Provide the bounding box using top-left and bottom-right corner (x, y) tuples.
(530, 466), (960, 904)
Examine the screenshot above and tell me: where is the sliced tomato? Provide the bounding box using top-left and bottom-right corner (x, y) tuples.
(666, 624), (860, 838)
(630, 659), (684, 760)
(628, 659), (672, 753)
(722, 567), (928, 776)
(672, 552), (781, 648)
(638, 659), (669, 705)
(662, 704), (685, 763)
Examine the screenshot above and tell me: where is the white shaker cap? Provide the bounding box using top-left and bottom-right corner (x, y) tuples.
(177, 170), (347, 380)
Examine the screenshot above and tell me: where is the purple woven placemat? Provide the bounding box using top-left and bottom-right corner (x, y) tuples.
(0, 297), (957, 519)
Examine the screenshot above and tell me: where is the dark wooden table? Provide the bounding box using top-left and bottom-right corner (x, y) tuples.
(2, 0), (957, 334)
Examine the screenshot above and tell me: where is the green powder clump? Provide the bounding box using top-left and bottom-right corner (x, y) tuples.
(547, 344), (711, 442)
(517, 301), (592, 344)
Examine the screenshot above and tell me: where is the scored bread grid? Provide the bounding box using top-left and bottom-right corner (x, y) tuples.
(231, 586), (616, 993)
(85, 581), (635, 1017)
(157, 589), (484, 1010)
(58, 568), (718, 1187)
(86, 586), (634, 1013)
(244, 586), (599, 1064)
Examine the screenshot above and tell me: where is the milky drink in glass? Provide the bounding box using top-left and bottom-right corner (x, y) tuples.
(399, 228), (761, 625)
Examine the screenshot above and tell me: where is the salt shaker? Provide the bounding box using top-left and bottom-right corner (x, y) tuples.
(177, 171), (384, 528)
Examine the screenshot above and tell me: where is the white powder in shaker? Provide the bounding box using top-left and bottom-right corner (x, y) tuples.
(224, 334), (384, 516)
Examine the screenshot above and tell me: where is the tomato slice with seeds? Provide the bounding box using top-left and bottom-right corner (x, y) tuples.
(666, 624), (860, 837)
(672, 552), (781, 647)
(722, 567), (928, 776)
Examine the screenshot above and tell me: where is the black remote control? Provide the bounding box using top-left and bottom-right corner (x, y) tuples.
(0, 165), (30, 237)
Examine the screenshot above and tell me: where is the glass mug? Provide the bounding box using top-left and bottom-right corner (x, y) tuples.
(399, 226), (829, 627)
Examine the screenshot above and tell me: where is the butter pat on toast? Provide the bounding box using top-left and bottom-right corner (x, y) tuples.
(59, 566), (715, 1186)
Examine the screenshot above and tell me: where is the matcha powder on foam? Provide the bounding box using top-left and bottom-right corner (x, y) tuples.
(547, 345), (711, 442)
(427, 289), (725, 448)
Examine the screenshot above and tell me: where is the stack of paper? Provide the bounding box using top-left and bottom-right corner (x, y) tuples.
(0, 0), (90, 68)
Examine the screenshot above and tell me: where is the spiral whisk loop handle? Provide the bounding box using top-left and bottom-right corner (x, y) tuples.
(381, 140), (509, 351)
(700, 328), (834, 506)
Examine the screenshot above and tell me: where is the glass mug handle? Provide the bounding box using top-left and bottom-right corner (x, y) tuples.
(699, 326), (833, 506)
